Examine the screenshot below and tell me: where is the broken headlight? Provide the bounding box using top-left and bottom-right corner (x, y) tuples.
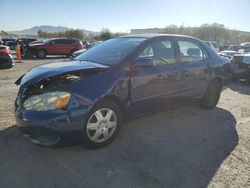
(23, 91), (71, 111)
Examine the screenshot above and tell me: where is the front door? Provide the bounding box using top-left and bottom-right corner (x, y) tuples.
(128, 37), (181, 116)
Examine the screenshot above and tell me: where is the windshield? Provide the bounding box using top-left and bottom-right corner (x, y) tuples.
(76, 37), (146, 65)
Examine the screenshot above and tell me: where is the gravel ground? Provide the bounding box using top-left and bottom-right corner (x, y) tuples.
(0, 57), (249, 188)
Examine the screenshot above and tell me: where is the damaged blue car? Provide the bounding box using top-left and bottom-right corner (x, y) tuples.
(15, 34), (231, 148)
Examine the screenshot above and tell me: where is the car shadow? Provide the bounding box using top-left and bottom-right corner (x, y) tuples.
(229, 80), (250, 95)
(0, 105), (238, 188)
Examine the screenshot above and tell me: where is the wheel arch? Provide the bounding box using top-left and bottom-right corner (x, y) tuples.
(38, 48), (48, 54)
(101, 95), (126, 117)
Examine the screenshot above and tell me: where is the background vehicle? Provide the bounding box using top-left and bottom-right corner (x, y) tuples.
(6, 38), (38, 50)
(15, 34), (231, 148)
(231, 54), (250, 81)
(204, 41), (219, 52)
(218, 50), (241, 59)
(29, 40), (44, 45)
(0, 46), (14, 69)
(227, 45), (242, 51)
(2, 38), (16, 46)
(72, 48), (86, 58)
(27, 38), (84, 58)
(72, 41), (103, 57)
(241, 42), (250, 47)
(86, 41), (103, 49)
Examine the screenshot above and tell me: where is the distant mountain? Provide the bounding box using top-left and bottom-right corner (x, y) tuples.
(10, 25), (99, 36)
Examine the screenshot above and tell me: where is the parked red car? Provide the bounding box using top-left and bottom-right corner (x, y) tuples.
(0, 46), (14, 69)
(27, 38), (84, 58)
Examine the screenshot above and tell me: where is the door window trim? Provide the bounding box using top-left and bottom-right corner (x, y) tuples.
(133, 37), (178, 67)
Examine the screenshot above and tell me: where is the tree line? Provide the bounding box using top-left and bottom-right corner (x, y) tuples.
(37, 29), (85, 40)
(36, 23), (250, 45)
(162, 23), (250, 45)
(37, 28), (127, 41)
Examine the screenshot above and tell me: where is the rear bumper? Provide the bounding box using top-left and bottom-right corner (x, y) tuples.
(0, 55), (14, 69)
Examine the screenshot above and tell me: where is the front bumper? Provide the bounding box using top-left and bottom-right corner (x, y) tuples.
(15, 106), (90, 146)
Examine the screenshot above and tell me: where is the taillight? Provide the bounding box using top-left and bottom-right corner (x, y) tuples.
(0, 49), (11, 55)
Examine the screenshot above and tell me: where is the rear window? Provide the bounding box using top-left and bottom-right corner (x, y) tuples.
(212, 42), (218, 48)
(205, 42), (211, 47)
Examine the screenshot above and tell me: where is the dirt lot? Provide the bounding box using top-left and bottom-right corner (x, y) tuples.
(0, 58), (249, 188)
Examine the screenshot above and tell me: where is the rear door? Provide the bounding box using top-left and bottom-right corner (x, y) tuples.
(46, 39), (60, 54)
(128, 37), (181, 115)
(175, 38), (212, 100)
(54, 39), (67, 54)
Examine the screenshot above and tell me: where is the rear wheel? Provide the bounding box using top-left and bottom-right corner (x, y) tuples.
(83, 99), (122, 149)
(37, 50), (47, 58)
(201, 79), (222, 109)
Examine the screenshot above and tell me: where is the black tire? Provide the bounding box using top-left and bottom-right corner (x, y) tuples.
(83, 99), (122, 149)
(25, 50), (33, 58)
(37, 50), (47, 58)
(201, 79), (222, 109)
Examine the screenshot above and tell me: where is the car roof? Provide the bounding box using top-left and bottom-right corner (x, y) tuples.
(117, 34), (197, 39)
(49, 38), (77, 40)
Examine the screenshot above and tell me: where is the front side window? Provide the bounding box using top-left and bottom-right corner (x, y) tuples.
(137, 39), (176, 66)
(53, 39), (66, 45)
(178, 41), (207, 62)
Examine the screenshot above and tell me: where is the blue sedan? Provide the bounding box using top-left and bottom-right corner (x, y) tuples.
(15, 34), (231, 148)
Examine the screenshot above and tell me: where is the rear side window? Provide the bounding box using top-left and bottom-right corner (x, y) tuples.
(53, 40), (62, 44)
(63, 39), (75, 44)
(178, 41), (208, 63)
(53, 39), (74, 44)
(138, 39), (176, 65)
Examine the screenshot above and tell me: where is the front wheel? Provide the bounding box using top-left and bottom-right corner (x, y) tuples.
(83, 99), (122, 149)
(201, 79), (222, 109)
(37, 50), (47, 58)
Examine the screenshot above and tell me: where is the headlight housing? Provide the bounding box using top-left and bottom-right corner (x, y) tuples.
(23, 91), (71, 111)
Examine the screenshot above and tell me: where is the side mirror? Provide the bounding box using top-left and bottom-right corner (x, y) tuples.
(134, 58), (154, 68)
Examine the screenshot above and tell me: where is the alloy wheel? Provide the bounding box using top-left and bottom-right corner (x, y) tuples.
(86, 108), (117, 143)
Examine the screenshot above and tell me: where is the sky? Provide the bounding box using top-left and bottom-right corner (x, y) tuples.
(0, 0), (250, 32)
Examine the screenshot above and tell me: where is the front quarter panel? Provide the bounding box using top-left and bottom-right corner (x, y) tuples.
(62, 65), (130, 106)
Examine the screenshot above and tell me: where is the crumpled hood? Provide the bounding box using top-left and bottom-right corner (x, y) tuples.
(28, 43), (45, 47)
(17, 60), (109, 87)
